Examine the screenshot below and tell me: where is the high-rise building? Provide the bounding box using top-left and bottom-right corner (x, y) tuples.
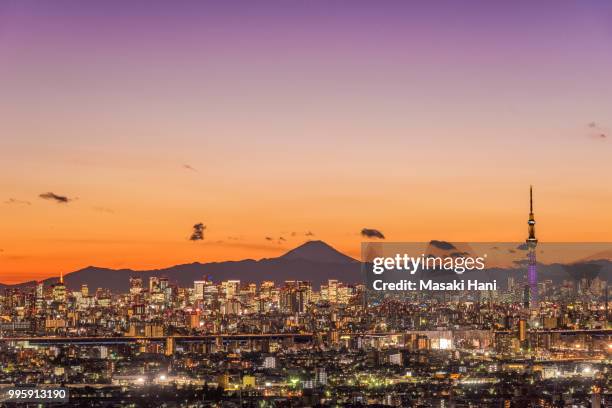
(35, 281), (45, 313)
(326, 279), (339, 303)
(315, 367), (328, 386)
(280, 281), (311, 313)
(260, 281), (275, 298)
(518, 318), (527, 346)
(159, 277), (169, 291)
(52, 272), (66, 303)
(263, 356), (276, 369)
(149, 277), (160, 293)
(526, 186), (538, 309)
(36, 281), (44, 299)
(222, 280), (240, 299)
(194, 280), (207, 300)
(129, 277), (143, 295)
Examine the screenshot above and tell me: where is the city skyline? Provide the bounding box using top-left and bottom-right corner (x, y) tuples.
(2, 2), (612, 281)
(1, 2), (610, 406)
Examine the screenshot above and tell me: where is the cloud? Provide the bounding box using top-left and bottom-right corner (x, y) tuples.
(4, 198), (31, 205)
(183, 164), (198, 172)
(189, 223), (206, 241)
(429, 240), (456, 250)
(265, 236), (273, 241)
(305, 231), (315, 237)
(93, 206), (115, 214)
(587, 122), (608, 140)
(279, 237), (286, 241)
(361, 228), (385, 239)
(39, 192), (72, 203)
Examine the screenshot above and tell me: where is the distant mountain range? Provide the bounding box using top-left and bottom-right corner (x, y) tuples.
(1, 240), (611, 293)
(0, 241), (360, 292)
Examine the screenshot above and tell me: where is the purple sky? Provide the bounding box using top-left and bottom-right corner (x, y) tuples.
(1, 1), (612, 281)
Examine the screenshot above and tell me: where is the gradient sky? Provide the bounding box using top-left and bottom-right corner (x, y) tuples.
(1, 1), (612, 283)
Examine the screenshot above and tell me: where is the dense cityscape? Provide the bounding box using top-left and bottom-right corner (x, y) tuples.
(0, 265), (610, 407)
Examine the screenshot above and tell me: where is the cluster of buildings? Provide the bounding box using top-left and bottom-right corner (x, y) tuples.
(0, 191), (609, 406)
(0, 271), (609, 407)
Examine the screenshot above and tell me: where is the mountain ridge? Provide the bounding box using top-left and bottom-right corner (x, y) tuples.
(2, 240), (611, 293)
(0, 240), (360, 292)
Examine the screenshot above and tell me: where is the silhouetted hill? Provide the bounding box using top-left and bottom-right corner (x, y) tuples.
(1, 241), (360, 292)
(3, 240), (611, 293)
(279, 240), (356, 263)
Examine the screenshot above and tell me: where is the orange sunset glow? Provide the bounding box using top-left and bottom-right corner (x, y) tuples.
(1, 1), (612, 284)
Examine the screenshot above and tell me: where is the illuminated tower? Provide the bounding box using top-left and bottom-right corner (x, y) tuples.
(526, 186), (538, 308)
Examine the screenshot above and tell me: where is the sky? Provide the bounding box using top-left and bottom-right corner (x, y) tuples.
(1, 1), (612, 283)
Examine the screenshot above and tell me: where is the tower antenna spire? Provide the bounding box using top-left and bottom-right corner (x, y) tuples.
(527, 186), (537, 242)
(526, 185), (538, 310)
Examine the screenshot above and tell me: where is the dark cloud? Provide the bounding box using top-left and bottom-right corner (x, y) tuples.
(305, 231), (315, 237)
(39, 192), (71, 203)
(183, 164), (197, 172)
(265, 236), (273, 241)
(361, 228), (385, 239)
(279, 237), (286, 241)
(599, 133), (607, 139)
(588, 122), (597, 128)
(429, 240), (456, 250)
(4, 198), (31, 205)
(189, 223), (206, 241)
(291, 232), (297, 237)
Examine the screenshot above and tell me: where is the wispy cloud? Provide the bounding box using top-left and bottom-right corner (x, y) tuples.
(183, 164), (198, 172)
(4, 198), (31, 205)
(93, 206), (115, 214)
(587, 121), (608, 140)
(39, 192), (72, 203)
